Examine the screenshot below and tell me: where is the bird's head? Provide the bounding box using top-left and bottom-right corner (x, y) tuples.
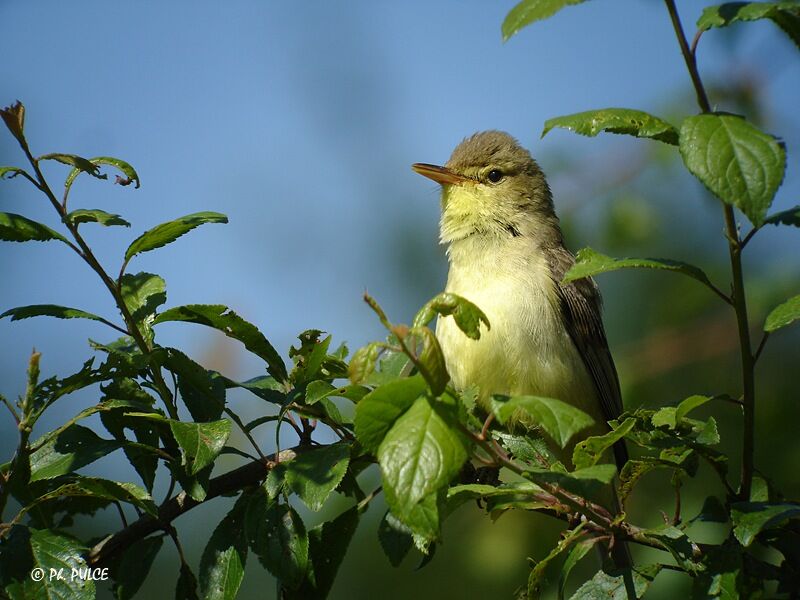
(412, 130), (554, 245)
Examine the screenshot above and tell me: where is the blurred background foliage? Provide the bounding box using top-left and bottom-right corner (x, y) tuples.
(1, 1), (798, 598)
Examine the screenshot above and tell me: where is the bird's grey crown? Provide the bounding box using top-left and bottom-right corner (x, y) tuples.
(446, 130), (539, 175)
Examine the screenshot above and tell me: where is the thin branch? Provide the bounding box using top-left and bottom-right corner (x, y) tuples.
(664, 0), (712, 113)
(87, 447), (298, 568)
(0, 395), (20, 425)
(753, 332), (769, 364)
(224, 407), (266, 460)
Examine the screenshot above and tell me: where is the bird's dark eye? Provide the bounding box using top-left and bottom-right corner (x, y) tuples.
(487, 169), (503, 183)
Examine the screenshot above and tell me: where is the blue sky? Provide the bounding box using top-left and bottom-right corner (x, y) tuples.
(1, 0), (798, 456)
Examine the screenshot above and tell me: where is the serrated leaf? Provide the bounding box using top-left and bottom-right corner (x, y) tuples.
(154, 304), (288, 382)
(412, 292), (490, 340)
(66, 208), (131, 227)
(284, 443), (350, 511)
(642, 525), (701, 572)
(730, 502), (800, 546)
(764, 294), (800, 332)
(64, 156), (141, 193)
(111, 535), (163, 600)
(0, 212), (68, 243)
(764, 204), (800, 227)
(564, 247), (715, 289)
(542, 108), (678, 145)
(491, 395), (594, 448)
(0, 304), (110, 326)
(170, 419), (231, 475)
(224, 375), (286, 405)
(162, 348), (225, 422)
(1, 527), (95, 600)
(354, 375), (427, 453)
(39, 153), (104, 179)
(119, 272), (166, 324)
(378, 396), (467, 519)
(502, 0), (588, 41)
(697, 2), (800, 48)
(525, 464), (616, 498)
(124, 211), (228, 261)
(23, 476), (157, 518)
(573, 418), (635, 469)
(245, 490), (309, 590)
(199, 499), (248, 600)
(305, 380), (367, 405)
(569, 565), (661, 599)
(29, 424), (121, 482)
(679, 113), (785, 226)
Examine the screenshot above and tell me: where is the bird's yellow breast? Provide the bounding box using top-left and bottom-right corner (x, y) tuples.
(436, 236), (604, 425)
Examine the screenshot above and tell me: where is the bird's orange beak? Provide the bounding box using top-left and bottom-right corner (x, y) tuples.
(412, 163), (472, 185)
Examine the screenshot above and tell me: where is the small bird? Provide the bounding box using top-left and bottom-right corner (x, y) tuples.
(412, 131), (627, 468)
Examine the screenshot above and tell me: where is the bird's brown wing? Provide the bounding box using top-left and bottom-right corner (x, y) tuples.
(547, 246), (628, 467)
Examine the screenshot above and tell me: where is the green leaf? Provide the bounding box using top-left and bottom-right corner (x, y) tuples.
(175, 562), (200, 600)
(412, 292), (490, 340)
(163, 348), (225, 422)
(573, 418), (635, 469)
(0, 304), (110, 325)
(119, 272), (166, 323)
(407, 326), (449, 395)
(305, 381), (367, 405)
(295, 507), (359, 598)
(528, 525), (587, 599)
(642, 525), (701, 572)
(697, 2), (800, 48)
(502, 0), (588, 41)
(676, 395), (711, 422)
(0, 166), (30, 180)
(124, 211), (228, 262)
(764, 294), (800, 332)
(526, 464), (617, 498)
(245, 490), (309, 590)
(284, 443), (350, 511)
(570, 565), (661, 599)
(64, 156), (141, 192)
(764, 204), (800, 227)
(354, 375), (427, 453)
(564, 247), (716, 289)
(378, 511), (414, 567)
(730, 502), (800, 546)
(170, 419), (231, 475)
(1, 527), (95, 600)
(542, 109), (678, 145)
(199, 499), (248, 600)
(29, 424), (122, 482)
(224, 376), (286, 405)
(66, 208), (131, 227)
(111, 535), (163, 600)
(154, 304), (288, 382)
(491, 395), (594, 448)
(0, 212), (68, 243)
(348, 342), (382, 385)
(679, 113), (785, 226)
(559, 537), (602, 600)
(378, 396), (467, 519)
(38, 153), (103, 179)
(23, 476), (157, 518)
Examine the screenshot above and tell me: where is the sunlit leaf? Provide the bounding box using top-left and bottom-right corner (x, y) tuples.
(502, 0), (588, 41)
(66, 209), (130, 228)
(0, 212), (68, 244)
(764, 294), (800, 332)
(491, 395), (594, 448)
(542, 108), (678, 145)
(124, 211), (228, 261)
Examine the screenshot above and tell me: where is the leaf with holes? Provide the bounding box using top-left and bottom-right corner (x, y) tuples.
(64, 156), (141, 193)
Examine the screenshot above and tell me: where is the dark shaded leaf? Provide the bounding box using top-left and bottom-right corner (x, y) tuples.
(697, 2), (800, 48)
(764, 204), (800, 227)
(573, 418), (635, 469)
(111, 535), (163, 600)
(528, 526), (587, 599)
(29, 424), (121, 482)
(542, 108), (678, 145)
(39, 153), (103, 180)
(730, 502), (800, 546)
(407, 326), (449, 395)
(162, 348), (225, 422)
(0, 166), (30, 180)
(120, 272), (166, 323)
(66, 208), (130, 227)
(199, 498), (248, 600)
(1, 304), (111, 326)
(0, 212), (68, 243)
(22, 475), (157, 518)
(154, 304), (287, 382)
(378, 511), (413, 567)
(559, 537), (602, 600)
(64, 156), (141, 192)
